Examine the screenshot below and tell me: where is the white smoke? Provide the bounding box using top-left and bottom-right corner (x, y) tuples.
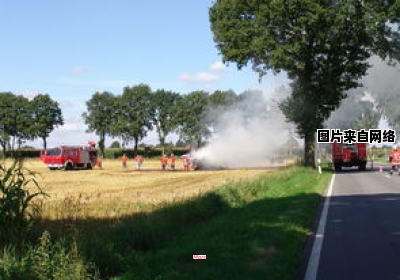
(362, 56), (400, 94)
(193, 88), (294, 168)
(326, 56), (400, 131)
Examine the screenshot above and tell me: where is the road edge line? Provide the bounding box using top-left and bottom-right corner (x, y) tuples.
(304, 173), (335, 280)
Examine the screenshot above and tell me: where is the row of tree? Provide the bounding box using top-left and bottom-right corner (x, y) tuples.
(0, 84), (383, 159)
(0, 92), (63, 155)
(82, 84), (284, 157)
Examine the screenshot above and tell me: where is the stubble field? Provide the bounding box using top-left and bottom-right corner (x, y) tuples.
(21, 158), (273, 220)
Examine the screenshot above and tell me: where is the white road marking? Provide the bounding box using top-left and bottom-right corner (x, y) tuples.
(304, 173), (335, 280)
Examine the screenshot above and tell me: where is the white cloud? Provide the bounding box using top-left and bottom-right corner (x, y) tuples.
(178, 72), (220, 83)
(17, 90), (41, 100)
(58, 123), (80, 132)
(178, 61), (228, 84)
(209, 61), (226, 72)
(70, 66), (86, 74)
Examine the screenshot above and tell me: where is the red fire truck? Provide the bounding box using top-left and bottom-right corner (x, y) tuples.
(332, 142), (367, 171)
(40, 142), (99, 170)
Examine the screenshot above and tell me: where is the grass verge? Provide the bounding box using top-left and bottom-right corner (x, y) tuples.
(49, 166), (330, 280)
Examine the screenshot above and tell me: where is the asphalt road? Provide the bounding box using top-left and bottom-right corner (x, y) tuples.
(304, 166), (400, 280)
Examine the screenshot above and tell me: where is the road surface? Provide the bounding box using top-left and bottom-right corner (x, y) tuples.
(303, 167), (400, 280)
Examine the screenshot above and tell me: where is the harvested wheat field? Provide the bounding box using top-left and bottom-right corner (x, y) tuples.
(19, 158), (278, 220)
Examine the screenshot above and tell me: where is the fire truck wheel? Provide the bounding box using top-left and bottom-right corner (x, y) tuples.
(334, 164), (341, 171)
(87, 163), (92, 170)
(65, 162), (73, 170)
(358, 163), (367, 171)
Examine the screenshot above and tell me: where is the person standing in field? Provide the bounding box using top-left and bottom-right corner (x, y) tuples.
(96, 157), (103, 169)
(135, 154), (144, 170)
(182, 155), (190, 171)
(121, 153), (128, 168)
(169, 153), (176, 170)
(160, 154), (168, 171)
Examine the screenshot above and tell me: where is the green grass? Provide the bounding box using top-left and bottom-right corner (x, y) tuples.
(69, 166), (331, 280)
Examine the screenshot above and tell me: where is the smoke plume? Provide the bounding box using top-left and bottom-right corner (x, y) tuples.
(326, 56), (400, 134)
(193, 88), (294, 168)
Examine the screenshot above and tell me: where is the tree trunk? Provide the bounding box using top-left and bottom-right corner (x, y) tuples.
(99, 133), (105, 158)
(304, 132), (315, 168)
(160, 135), (165, 149)
(1, 143), (5, 159)
(157, 125), (165, 149)
(134, 136), (139, 157)
(11, 136), (16, 158)
(42, 137), (47, 150)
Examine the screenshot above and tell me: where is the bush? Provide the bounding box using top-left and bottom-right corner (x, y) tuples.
(0, 231), (100, 280)
(0, 160), (48, 245)
(0, 149), (42, 159)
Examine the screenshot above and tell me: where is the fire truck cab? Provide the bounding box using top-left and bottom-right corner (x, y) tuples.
(40, 143), (98, 170)
(332, 142), (367, 171)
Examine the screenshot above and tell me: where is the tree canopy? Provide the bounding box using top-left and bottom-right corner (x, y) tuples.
(150, 89), (182, 149)
(177, 91), (210, 148)
(210, 0), (400, 166)
(82, 91), (116, 157)
(30, 94), (64, 149)
(113, 84), (154, 155)
(0, 92), (63, 155)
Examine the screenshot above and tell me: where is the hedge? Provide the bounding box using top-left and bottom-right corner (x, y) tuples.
(0, 147), (190, 159)
(0, 149), (41, 159)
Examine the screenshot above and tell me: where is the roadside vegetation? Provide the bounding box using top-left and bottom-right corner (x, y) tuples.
(0, 159), (99, 280)
(1, 158), (331, 279)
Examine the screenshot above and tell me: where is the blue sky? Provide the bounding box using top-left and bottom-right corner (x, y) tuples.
(0, 0), (289, 148)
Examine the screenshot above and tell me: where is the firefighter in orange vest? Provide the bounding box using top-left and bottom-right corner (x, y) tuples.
(160, 154), (168, 171)
(182, 154), (190, 171)
(169, 153), (176, 170)
(389, 147), (400, 175)
(121, 153), (128, 168)
(134, 154), (144, 170)
(96, 157), (102, 169)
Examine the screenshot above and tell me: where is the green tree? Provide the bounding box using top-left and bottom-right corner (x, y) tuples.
(177, 91), (210, 148)
(208, 90), (237, 108)
(109, 140), (121, 148)
(30, 94), (64, 150)
(0, 92), (14, 156)
(210, 0), (400, 167)
(150, 89), (182, 148)
(113, 84), (153, 155)
(82, 91), (116, 157)
(0, 93), (31, 155)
